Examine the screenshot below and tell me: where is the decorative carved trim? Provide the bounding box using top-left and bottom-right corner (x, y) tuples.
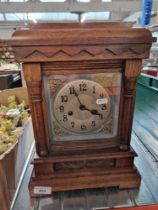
(23, 47), (147, 58)
(13, 44), (150, 61)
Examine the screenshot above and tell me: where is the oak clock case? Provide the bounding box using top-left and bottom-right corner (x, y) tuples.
(3, 23), (153, 195)
(44, 72), (121, 142)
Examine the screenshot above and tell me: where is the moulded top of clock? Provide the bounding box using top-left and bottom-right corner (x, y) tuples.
(9, 22), (153, 45)
(1, 22), (153, 63)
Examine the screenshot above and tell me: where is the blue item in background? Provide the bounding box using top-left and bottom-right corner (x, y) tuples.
(141, 0), (153, 27)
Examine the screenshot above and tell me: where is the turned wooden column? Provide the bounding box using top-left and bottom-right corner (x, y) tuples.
(23, 63), (48, 156)
(119, 59), (142, 150)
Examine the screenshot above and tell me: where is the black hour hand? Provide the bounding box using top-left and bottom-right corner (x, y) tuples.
(90, 109), (100, 115)
(90, 109), (103, 119)
(80, 105), (102, 117)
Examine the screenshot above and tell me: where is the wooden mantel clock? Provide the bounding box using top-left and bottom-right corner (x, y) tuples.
(5, 22), (153, 195)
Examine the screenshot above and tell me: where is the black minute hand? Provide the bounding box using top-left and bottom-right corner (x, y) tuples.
(74, 91), (82, 106)
(74, 91), (90, 111)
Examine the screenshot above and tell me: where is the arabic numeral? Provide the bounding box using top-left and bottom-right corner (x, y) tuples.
(91, 121), (96, 127)
(59, 105), (64, 112)
(100, 93), (104, 98)
(92, 86), (96, 94)
(79, 83), (87, 91)
(71, 122), (75, 128)
(69, 87), (75, 95)
(63, 115), (68, 122)
(101, 104), (107, 110)
(61, 95), (68, 103)
(81, 124), (86, 130)
(99, 114), (103, 120)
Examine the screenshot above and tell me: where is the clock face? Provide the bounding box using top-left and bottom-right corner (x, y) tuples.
(44, 72), (121, 142)
(53, 79), (111, 134)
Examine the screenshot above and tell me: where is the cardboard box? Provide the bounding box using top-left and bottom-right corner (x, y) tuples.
(0, 87), (29, 105)
(0, 87), (34, 210)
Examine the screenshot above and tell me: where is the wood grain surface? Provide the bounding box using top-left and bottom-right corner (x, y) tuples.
(4, 22), (153, 194)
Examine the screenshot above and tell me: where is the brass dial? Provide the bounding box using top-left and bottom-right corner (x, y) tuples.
(53, 79), (111, 134)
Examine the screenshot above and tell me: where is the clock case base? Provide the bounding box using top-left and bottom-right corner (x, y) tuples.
(29, 149), (141, 197)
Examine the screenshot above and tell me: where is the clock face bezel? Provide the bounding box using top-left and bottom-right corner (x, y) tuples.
(43, 71), (122, 143)
(53, 78), (111, 134)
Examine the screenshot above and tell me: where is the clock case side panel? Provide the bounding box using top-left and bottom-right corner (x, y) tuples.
(118, 59), (142, 151)
(23, 63), (48, 157)
(42, 60), (123, 155)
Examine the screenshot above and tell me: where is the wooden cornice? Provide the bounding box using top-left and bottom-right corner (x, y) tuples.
(0, 23), (154, 62)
